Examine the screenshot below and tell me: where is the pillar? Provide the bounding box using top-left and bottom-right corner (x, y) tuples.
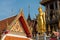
(53, 2), (56, 10)
(57, 1), (59, 10)
(47, 4), (50, 17)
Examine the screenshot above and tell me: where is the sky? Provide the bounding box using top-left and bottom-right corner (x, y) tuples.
(0, 0), (45, 20)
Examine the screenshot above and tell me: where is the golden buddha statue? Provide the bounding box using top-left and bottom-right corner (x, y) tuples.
(37, 5), (46, 35)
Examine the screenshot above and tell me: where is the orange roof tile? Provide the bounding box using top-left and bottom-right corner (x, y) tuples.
(0, 16), (16, 32)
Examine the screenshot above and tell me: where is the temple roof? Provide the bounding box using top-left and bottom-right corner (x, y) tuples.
(0, 16), (16, 32)
(40, 0), (56, 6)
(0, 10), (32, 38)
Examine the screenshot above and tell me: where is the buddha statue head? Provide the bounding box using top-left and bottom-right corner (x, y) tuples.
(38, 7), (42, 12)
(38, 5), (43, 15)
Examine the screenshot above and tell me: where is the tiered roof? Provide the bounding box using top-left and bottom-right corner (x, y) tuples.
(0, 16), (16, 32)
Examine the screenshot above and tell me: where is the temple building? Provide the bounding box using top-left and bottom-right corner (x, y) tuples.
(40, 0), (60, 35)
(0, 9), (32, 39)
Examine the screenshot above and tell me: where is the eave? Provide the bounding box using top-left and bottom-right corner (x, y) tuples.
(40, 0), (56, 6)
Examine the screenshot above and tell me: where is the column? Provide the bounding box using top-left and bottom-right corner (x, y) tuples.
(53, 2), (56, 17)
(53, 2), (56, 10)
(47, 4), (50, 17)
(59, 2), (60, 9)
(57, 1), (59, 10)
(57, 1), (60, 28)
(47, 4), (50, 35)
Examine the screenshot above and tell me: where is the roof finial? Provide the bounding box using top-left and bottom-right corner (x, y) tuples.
(19, 8), (24, 15)
(28, 4), (30, 15)
(20, 8), (23, 12)
(27, 4), (31, 20)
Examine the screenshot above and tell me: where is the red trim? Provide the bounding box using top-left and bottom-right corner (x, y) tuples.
(19, 16), (31, 38)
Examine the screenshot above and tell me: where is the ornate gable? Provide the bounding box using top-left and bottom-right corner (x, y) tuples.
(10, 20), (24, 32)
(7, 9), (32, 38)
